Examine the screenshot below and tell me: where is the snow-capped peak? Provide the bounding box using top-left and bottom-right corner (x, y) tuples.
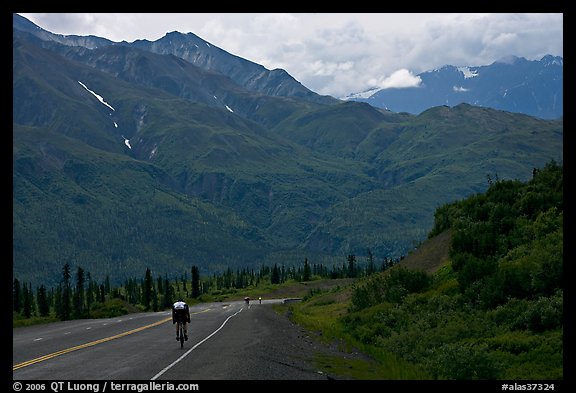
(341, 87), (381, 100)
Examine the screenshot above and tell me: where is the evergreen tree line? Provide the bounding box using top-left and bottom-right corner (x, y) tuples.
(14, 251), (403, 322)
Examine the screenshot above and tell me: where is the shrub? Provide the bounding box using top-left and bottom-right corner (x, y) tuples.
(426, 342), (501, 380)
(89, 299), (129, 318)
(514, 291), (563, 332)
(349, 268), (431, 311)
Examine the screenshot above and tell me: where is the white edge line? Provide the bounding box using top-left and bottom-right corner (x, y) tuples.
(150, 307), (244, 380)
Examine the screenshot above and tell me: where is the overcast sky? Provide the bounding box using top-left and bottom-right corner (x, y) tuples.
(18, 13), (563, 98)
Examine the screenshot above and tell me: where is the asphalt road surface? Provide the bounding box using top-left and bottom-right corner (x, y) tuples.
(13, 299), (334, 380)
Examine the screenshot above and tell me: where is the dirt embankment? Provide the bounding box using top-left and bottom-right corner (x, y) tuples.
(397, 229), (452, 274)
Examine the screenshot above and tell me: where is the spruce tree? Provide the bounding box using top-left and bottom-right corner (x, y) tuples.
(271, 264), (280, 284)
(303, 258), (311, 282)
(60, 263), (72, 321)
(191, 266), (200, 298)
(74, 267), (85, 319)
(366, 249), (376, 275)
(37, 285), (50, 317)
(143, 268), (153, 311)
(347, 254), (357, 278)
(22, 283), (33, 318)
(13, 278), (21, 313)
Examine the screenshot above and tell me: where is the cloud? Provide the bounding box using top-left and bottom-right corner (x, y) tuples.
(310, 60), (355, 77)
(374, 69), (423, 89)
(24, 13), (141, 41)
(19, 13), (563, 98)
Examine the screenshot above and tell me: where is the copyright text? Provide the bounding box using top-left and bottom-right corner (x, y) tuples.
(12, 382), (200, 393)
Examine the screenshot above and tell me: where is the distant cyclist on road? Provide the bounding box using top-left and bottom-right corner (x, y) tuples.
(172, 298), (191, 341)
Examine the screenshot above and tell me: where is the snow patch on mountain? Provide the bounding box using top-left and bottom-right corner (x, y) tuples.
(457, 67), (478, 79)
(341, 87), (381, 100)
(78, 81), (115, 111)
(122, 135), (132, 149)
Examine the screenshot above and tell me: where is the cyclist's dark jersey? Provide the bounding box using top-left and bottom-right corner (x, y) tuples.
(172, 301), (190, 323)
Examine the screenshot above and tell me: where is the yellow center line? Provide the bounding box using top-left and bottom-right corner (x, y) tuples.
(13, 309), (211, 371)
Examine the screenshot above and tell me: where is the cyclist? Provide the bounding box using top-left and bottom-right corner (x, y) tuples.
(172, 298), (191, 341)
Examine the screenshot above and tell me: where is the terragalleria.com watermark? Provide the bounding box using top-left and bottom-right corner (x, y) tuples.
(13, 381), (199, 393)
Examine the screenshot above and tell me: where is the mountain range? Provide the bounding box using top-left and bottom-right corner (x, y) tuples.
(12, 14), (563, 287)
(343, 55), (563, 120)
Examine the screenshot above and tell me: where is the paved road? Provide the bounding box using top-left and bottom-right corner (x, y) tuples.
(13, 299), (330, 380)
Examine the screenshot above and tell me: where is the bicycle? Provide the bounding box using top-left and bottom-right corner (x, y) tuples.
(177, 320), (185, 348)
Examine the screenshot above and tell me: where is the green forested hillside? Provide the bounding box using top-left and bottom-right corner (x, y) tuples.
(337, 160), (563, 379)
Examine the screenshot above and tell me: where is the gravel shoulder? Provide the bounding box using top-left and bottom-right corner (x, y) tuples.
(225, 301), (371, 380)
